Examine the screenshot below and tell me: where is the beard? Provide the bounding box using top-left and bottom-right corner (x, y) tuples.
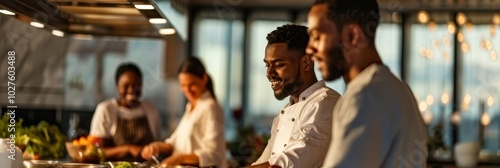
(323, 44), (347, 81)
(273, 69), (303, 100)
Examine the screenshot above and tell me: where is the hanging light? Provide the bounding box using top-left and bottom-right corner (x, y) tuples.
(420, 47), (428, 57)
(485, 40), (493, 50)
(493, 14), (500, 25)
(457, 31), (464, 42)
(432, 39), (440, 49)
(428, 20), (437, 31)
(418, 10), (430, 24)
(491, 24), (496, 37)
(463, 94), (472, 104)
(487, 96), (495, 106)
(447, 22), (456, 34)
(456, 12), (467, 26)
(422, 111), (433, 125)
(481, 113), (491, 126)
(451, 112), (461, 124)
(426, 95), (435, 105)
(442, 36), (451, 47)
(491, 50), (498, 61)
(419, 101), (428, 112)
(461, 42), (469, 53)
(441, 93), (450, 104)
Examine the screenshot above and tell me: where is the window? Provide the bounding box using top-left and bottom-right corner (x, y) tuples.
(459, 25), (500, 151)
(407, 24), (455, 151)
(194, 18), (244, 141)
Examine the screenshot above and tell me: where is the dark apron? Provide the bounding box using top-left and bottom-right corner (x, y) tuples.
(111, 107), (154, 161)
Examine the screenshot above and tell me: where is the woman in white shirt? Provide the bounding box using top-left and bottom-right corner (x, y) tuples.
(90, 62), (161, 161)
(141, 57), (226, 168)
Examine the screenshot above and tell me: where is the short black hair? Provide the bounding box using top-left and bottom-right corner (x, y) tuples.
(266, 24), (309, 55)
(115, 62), (143, 84)
(313, 0), (380, 40)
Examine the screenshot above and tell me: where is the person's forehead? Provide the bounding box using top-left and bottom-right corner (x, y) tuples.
(265, 43), (300, 61)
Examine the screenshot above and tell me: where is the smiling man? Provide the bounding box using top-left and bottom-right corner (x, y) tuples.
(249, 24), (341, 168)
(306, 0), (428, 167)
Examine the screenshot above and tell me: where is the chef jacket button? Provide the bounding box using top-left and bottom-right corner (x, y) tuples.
(284, 144), (287, 147)
(276, 129), (279, 132)
(272, 152), (275, 155)
(302, 97), (306, 101)
(292, 118), (295, 122)
(281, 110), (284, 114)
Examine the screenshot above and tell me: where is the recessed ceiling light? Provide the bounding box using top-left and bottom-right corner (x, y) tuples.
(159, 28), (176, 35)
(149, 18), (167, 24)
(30, 22), (44, 28)
(52, 30), (64, 37)
(72, 34), (93, 40)
(134, 4), (154, 10)
(0, 9), (15, 15)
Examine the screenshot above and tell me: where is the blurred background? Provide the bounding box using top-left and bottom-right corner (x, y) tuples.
(0, 0), (499, 166)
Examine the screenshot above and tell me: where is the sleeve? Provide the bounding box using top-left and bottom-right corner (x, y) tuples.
(322, 93), (391, 168)
(270, 93), (339, 168)
(252, 117), (278, 165)
(90, 103), (112, 138)
(193, 102), (226, 167)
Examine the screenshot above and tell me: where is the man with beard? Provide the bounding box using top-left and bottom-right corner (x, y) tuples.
(249, 24), (341, 168)
(306, 0), (427, 167)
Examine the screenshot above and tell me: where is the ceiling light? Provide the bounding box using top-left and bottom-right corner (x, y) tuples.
(426, 95), (434, 105)
(493, 14), (500, 25)
(419, 101), (428, 112)
(134, 4), (154, 10)
(456, 12), (467, 26)
(487, 96), (494, 107)
(491, 51), (498, 61)
(417, 10), (429, 24)
(0, 9), (15, 15)
(447, 22), (456, 34)
(159, 28), (176, 35)
(149, 18), (167, 24)
(30, 22), (44, 28)
(457, 31), (464, 42)
(441, 93), (450, 104)
(72, 34), (93, 40)
(52, 30), (64, 37)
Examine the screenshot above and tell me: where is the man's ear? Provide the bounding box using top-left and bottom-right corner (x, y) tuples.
(342, 23), (366, 47)
(302, 54), (313, 71)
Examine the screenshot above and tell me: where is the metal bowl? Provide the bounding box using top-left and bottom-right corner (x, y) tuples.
(23, 160), (59, 168)
(105, 161), (146, 168)
(56, 163), (107, 168)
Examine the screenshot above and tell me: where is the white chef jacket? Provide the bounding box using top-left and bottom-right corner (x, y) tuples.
(323, 64), (428, 168)
(90, 99), (161, 141)
(253, 80), (341, 168)
(165, 91), (227, 168)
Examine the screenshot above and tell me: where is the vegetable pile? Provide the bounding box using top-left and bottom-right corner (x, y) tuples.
(0, 114), (68, 159)
(115, 162), (132, 168)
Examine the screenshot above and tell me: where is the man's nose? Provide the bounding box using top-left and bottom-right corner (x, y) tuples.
(306, 41), (317, 55)
(266, 67), (277, 79)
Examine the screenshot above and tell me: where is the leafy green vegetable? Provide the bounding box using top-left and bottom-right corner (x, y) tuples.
(0, 113), (67, 159)
(115, 162), (132, 168)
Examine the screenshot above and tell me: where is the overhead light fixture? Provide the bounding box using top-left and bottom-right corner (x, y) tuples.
(72, 34), (93, 40)
(417, 10), (429, 24)
(134, 4), (154, 10)
(52, 30), (64, 37)
(0, 9), (15, 15)
(447, 22), (456, 34)
(159, 28), (176, 35)
(493, 14), (500, 25)
(456, 12), (467, 26)
(30, 21), (44, 28)
(149, 18), (167, 24)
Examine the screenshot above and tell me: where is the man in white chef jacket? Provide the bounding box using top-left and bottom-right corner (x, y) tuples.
(306, 0), (428, 167)
(249, 24), (341, 168)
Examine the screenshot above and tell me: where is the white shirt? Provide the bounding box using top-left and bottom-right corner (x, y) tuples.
(165, 91), (227, 168)
(90, 99), (161, 141)
(253, 80), (341, 168)
(323, 64), (428, 168)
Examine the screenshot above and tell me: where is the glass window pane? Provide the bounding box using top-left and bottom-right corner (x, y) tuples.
(407, 24), (455, 154)
(194, 18), (244, 141)
(460, 25), (500, 152)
